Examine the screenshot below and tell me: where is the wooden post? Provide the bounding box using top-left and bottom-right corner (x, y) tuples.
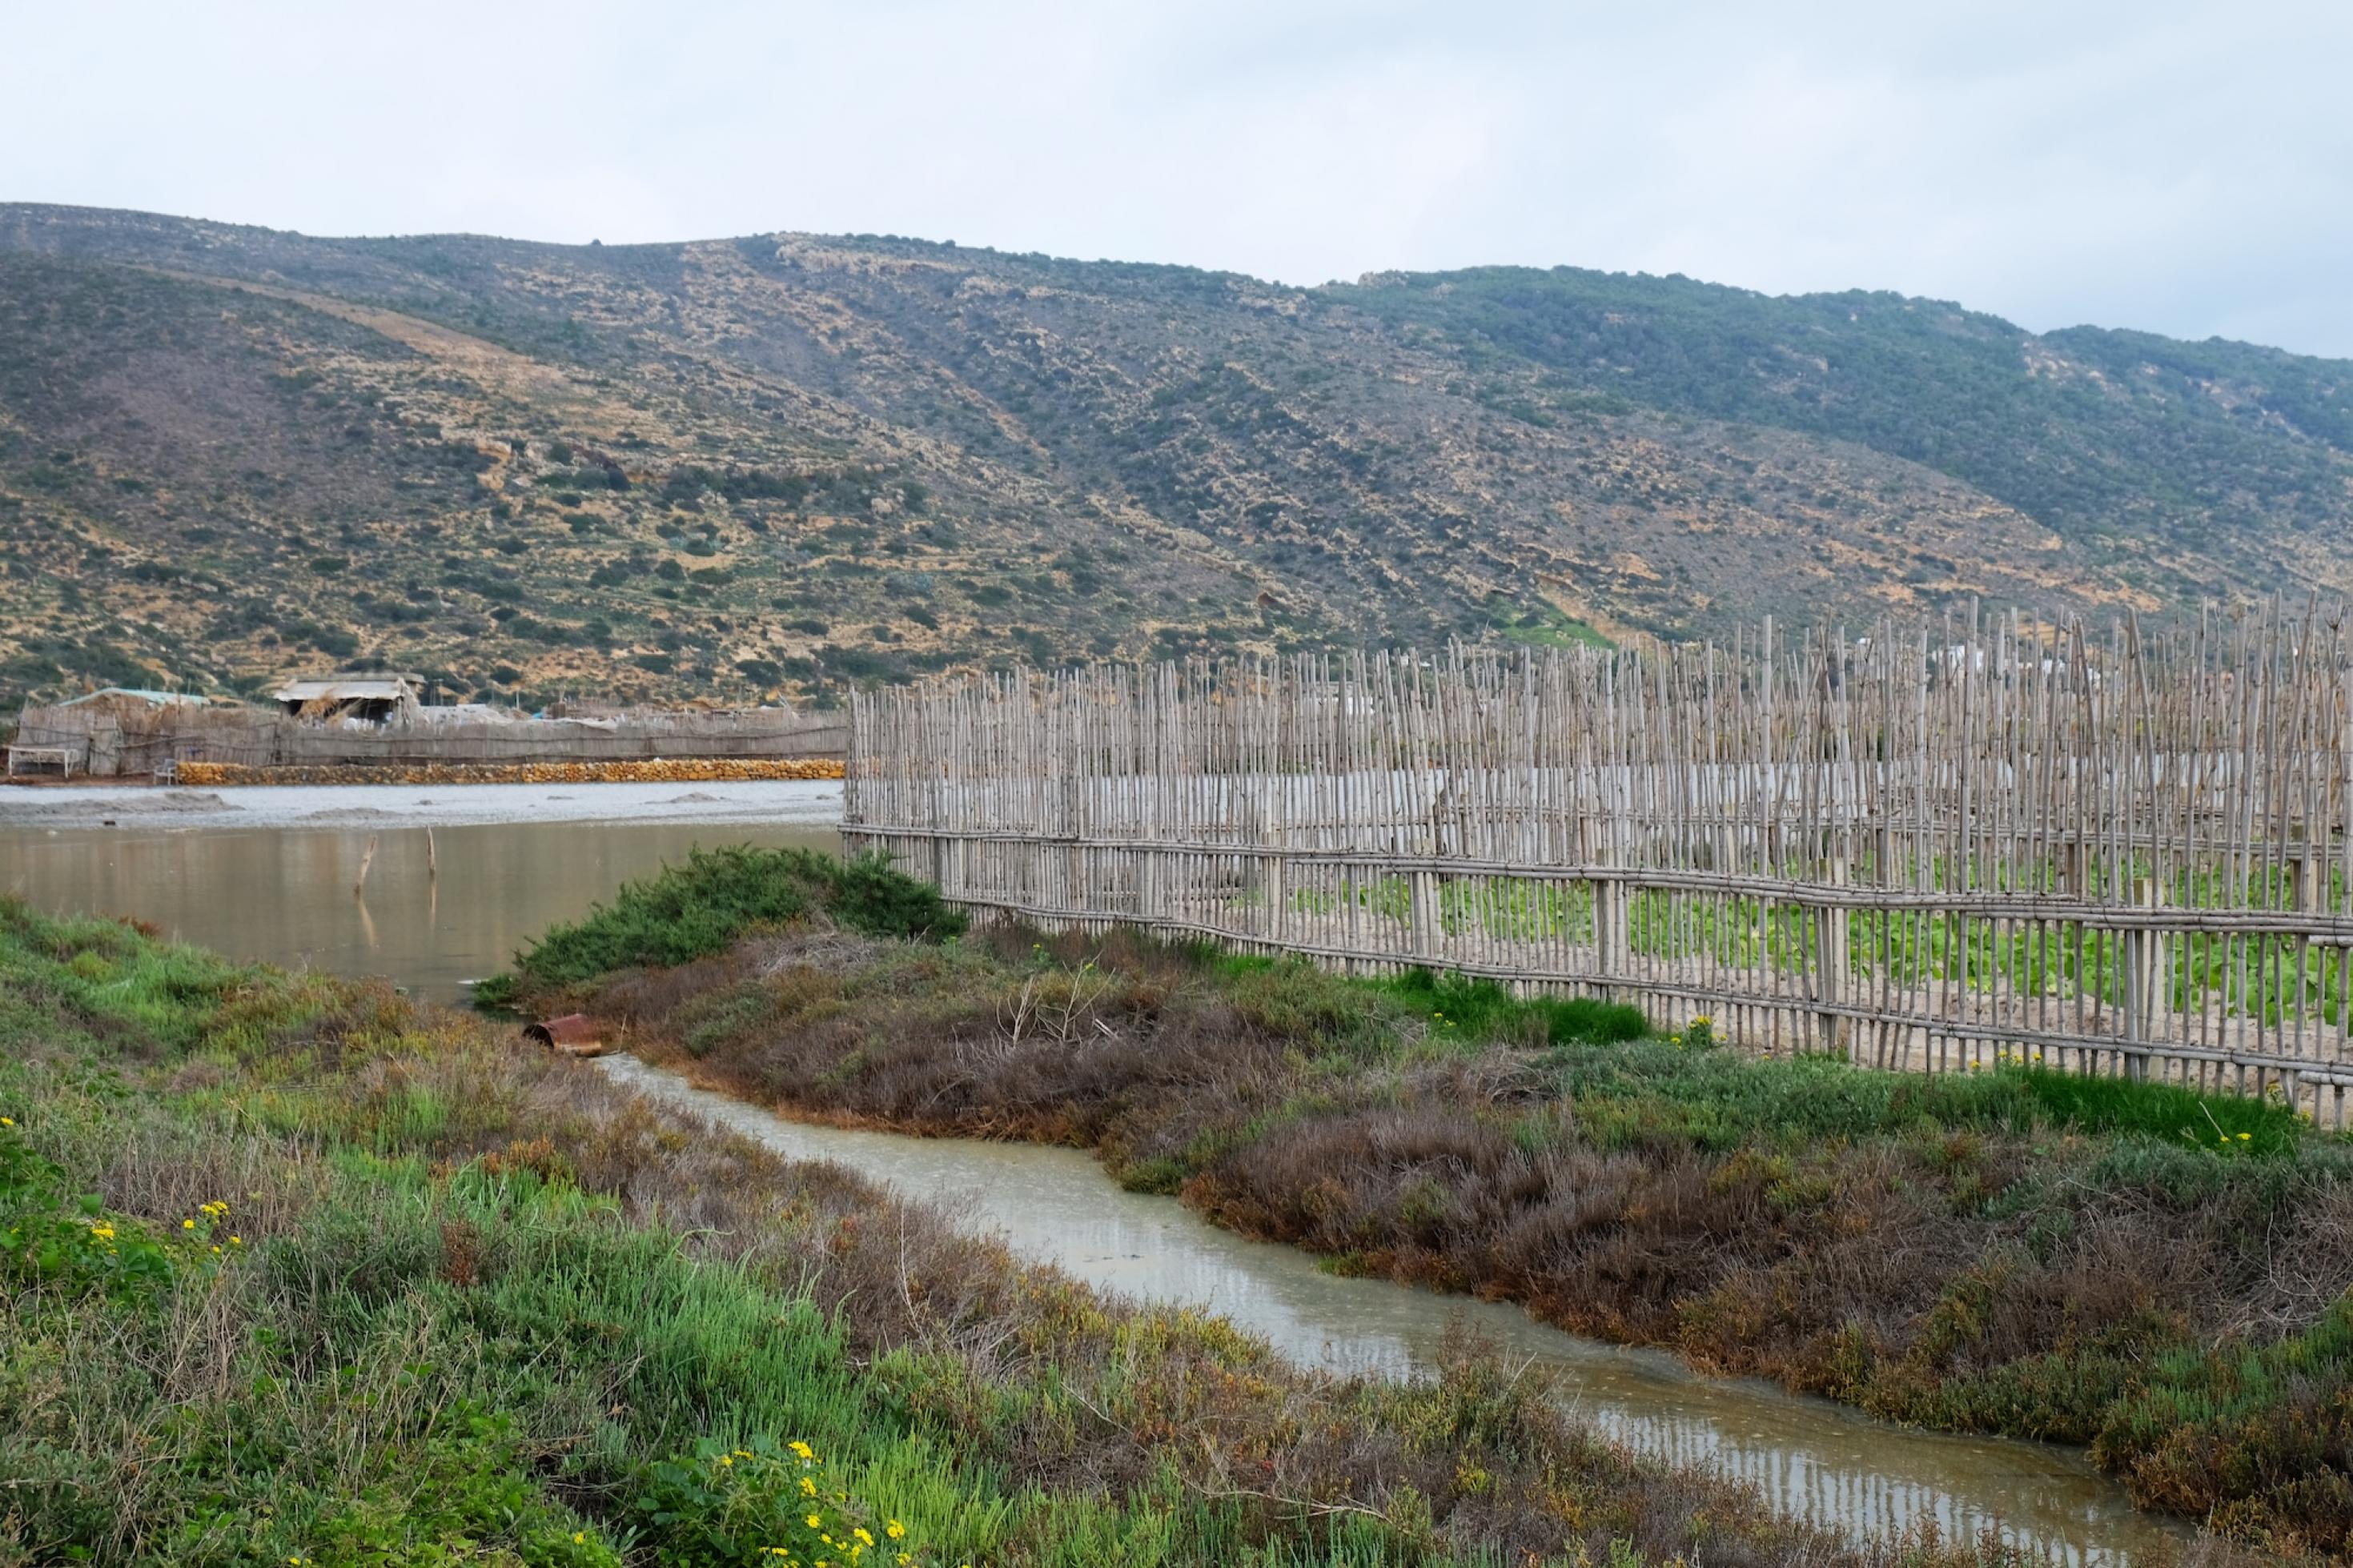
(1411, 868), (1443, 963)
(1817, 856), (1850, 1057)
(2122, 876), (2163, 1079)
(1590, 875), (1635, 1002)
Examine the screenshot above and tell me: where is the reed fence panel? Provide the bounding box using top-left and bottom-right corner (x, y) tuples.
(846, 607), (2353, 1125)
(10, 702), (848, 776)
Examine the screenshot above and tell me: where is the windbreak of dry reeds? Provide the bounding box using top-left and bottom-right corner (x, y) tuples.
(10, 700), (848, 777)
(848, 604), (2353, 1123)
(172, 756), (844, 787)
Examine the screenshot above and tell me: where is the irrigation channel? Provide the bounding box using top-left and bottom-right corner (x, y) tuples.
(604, 1057), (2179, 1566)
(0, 780), (2186, 1562)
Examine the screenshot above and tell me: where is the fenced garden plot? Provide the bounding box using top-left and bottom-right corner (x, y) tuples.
(846, 606), (2353, 1124)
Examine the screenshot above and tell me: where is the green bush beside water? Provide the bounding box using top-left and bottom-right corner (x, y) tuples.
(476, 846), (964, 1005)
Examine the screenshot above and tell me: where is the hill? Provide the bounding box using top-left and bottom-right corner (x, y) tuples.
(2, 203), (2348, 708)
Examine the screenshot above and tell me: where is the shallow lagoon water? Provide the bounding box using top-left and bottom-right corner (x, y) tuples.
(0, 780), (841, 1002)
(0, 779), (2186, 1559)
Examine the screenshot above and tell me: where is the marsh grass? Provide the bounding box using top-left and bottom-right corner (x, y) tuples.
(488, 860), (2353, 1556)
(2094, 1297), (2353, 1546)
(4, 896), (2082, 1568)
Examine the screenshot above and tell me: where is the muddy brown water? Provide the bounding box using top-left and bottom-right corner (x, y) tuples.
(0, 784), (2186, 1562)
(604, 1057), (2183, 1566)
(0, 782), (843, 1003)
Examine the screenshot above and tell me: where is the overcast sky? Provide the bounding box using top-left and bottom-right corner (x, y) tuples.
(9, 1), (2349, 356)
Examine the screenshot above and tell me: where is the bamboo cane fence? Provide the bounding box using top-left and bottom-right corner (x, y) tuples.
(846, 605), (2353, 1125)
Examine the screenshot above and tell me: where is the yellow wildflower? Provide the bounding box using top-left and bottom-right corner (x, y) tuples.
(574, 1534), (585, 1545)
(721, 1454), (734, 1466)
(855, 1528), (876, 1547)
(0, 1116), (14, 1126)
(807, 1513), (823, 1530)
(801, 1476), (818, 1497)
(183, 1219), (195, 1229)
(886, 1522), (905, 1540)
(789, 1440), (815, 1460)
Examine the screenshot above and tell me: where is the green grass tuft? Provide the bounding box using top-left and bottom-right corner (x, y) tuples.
(2006, 1065), (2301, 1153)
